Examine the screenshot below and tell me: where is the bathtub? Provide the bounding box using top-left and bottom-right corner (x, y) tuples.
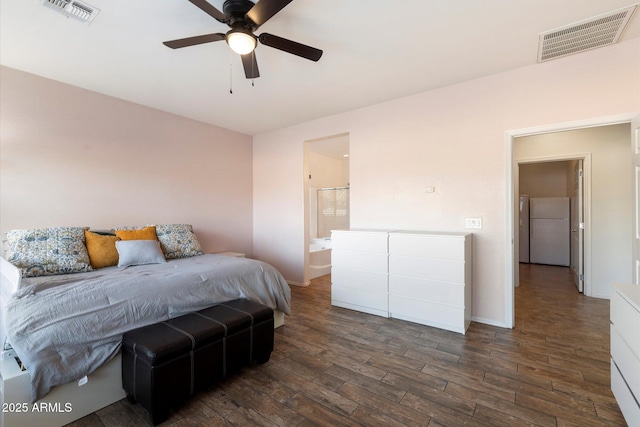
(309, 238), (331, 279)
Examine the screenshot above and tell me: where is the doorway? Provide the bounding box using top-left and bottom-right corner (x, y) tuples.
(505, 115), (635, 328)
(516, 158), (586, 293)
(303, 133), (350, 284)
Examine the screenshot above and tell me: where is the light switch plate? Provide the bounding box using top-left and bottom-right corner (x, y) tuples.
(465, 218), (482, 229)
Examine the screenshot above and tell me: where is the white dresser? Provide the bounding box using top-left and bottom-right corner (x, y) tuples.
(610, 283), (640, 427)
(331, 229), (391, 317)
(331, 229), (472, 334)
(388, 231), (472, 334)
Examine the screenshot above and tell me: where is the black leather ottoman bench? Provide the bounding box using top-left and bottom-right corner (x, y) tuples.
(122, 299), (274, 425)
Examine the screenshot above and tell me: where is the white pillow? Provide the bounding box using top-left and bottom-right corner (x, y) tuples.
(116, 240), (166, 267)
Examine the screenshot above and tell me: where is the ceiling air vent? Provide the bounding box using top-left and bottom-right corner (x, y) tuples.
(40, 0), (100, 24)
(537, 4), (638, 62)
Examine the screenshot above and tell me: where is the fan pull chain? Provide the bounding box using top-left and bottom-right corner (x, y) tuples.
(251, 51), (255, 87)
(229, 50), (233, 94)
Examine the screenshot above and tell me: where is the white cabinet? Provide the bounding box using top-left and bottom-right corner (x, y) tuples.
(388, 231), (472, 334)
(331, 229), (391, 317)
(330, 229), (472, 334)
(610, 283), (640, 426)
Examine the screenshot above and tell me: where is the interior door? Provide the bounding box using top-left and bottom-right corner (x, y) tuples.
(633, 114), (640, 284)
(571, 160), (584, 292)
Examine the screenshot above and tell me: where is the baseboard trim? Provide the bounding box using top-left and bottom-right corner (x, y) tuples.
(287, 280), (310, 287)
(471, 316), (509, 329)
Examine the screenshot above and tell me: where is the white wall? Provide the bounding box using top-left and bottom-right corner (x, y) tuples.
(253, 39), (640, 326)
(308, 152), (347, 189)
(1, 66), (254, 256)
(515, 124), (632, 298)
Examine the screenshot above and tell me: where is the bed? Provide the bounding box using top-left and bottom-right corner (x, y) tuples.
(0, 225), (290, 427)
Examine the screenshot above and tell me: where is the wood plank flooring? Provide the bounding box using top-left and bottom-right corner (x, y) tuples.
(67, 264), (626, 426)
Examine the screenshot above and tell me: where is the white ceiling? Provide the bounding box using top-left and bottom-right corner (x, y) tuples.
(1, 1), (639, 135)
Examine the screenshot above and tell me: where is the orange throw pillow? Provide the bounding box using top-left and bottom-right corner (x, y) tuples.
(84, 230), (120, 269)
(115, 225), (158, 241)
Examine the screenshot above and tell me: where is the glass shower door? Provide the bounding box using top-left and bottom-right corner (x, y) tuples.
(317, 187), (349, 238)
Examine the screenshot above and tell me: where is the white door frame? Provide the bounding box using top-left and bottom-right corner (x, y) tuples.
(571, 159), (585, 292)
(504, 113), (637, 329)
(633, 114), (640, 285)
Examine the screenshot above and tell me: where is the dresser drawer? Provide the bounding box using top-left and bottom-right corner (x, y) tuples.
(389, 275), (464, 306)
(332, 250), (388, 274)
(611, 290), (640, 361)
(332, 267), (388, 293)
(611, 325), (640, 403)
(389, 295), (466, 333)
(611, 358), (640, 427)
(331, 231), (388, 253)
(332, 285), (388, 317)
(389, 234), (466, 260)
(389, 256), (465, 283)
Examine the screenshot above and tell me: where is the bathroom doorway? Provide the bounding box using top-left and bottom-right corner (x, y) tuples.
(304, 133), (350, 283)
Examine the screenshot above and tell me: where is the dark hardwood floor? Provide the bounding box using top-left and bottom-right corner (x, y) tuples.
(67, 264), (625, 426)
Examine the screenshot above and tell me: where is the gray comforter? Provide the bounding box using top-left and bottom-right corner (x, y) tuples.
(4, 254), (291, 402)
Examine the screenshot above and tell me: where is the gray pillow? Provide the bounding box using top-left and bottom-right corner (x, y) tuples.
(116, 240), (166, 267)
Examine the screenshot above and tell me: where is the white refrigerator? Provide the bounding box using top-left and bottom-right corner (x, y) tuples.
(529, 197), (570, 266)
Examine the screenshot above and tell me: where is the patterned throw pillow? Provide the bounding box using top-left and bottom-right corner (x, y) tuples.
(154, 224), (203, 259)
(4, 227), (93, 277)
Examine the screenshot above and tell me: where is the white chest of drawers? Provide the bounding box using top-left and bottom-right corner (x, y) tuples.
(331, 229), (391, 317)
(610, 283), (640, 427)
(330, 229), (472, 334)
(388, 231), (472, 334)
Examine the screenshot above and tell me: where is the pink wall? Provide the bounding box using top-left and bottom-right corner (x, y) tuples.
(253, 38), (640, 325)
(0, 66), (254, 256)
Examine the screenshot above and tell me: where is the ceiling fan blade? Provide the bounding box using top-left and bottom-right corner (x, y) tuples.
(163, 33), (225, 49)
(246, 0), (293, 27)
(258, 33), (322, 61)
(187, 0), (227, 23)
(241, 52), (260, 79)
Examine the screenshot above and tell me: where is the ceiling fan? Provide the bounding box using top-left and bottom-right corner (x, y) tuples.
(163, 0), (323, 79)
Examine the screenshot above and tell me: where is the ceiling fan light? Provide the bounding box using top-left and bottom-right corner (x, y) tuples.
(227, 31), (256, 55)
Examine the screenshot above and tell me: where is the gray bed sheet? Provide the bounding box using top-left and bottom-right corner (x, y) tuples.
(4, 254), (291, 402)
